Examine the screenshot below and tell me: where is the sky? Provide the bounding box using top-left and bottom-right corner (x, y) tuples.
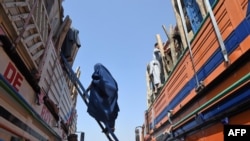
(62, 0), (176, 140)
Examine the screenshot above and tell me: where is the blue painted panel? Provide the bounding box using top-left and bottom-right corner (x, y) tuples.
(184, 0), (203, 33)
(173, 87), (250, 137)
(203, 88), (250, 120)
(198, 49), (222, 80)
(224, 32), (239, 54)
(235, 19), (250, 42)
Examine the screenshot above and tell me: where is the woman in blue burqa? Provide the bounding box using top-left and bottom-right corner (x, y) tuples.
(87, 63), (119, 132)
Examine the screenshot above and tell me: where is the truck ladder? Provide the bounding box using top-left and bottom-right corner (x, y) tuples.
(61, 53), (119, 141)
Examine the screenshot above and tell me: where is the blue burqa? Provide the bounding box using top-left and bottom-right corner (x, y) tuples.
(87, 63), (119, 129)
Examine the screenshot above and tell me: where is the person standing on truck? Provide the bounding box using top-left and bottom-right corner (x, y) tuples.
(149, 58), (162, 94)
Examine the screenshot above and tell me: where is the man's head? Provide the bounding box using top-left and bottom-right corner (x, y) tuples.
(154, 43), (159, 49)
